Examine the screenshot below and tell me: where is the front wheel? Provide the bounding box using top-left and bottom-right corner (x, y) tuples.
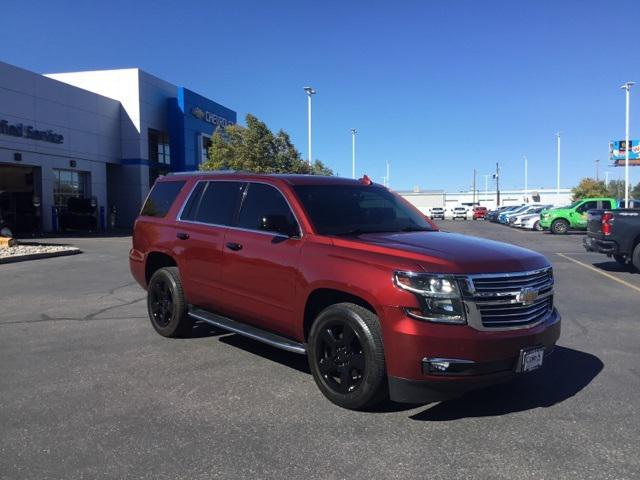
(551, 219), (569, 234)
(533, 220), (542, 231)
(307, 303), (387, 410)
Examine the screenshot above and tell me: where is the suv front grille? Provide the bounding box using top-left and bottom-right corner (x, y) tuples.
(468, 268), (554, 329)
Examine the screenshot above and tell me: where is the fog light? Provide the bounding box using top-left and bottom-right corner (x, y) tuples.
(423, 357), (476, 375)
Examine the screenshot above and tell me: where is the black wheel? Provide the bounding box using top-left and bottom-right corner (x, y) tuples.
(147, 266), (192, 337)
(632, 243), (640, 272)
(613, 254), (627, 266)
(551, 219), (569, 234)
(307, 302), (387, 410)
(533, 220), (542, 231)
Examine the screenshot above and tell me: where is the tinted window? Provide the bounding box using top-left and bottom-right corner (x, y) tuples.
(180, 182), (206, 221)
(238, 183), (298, 235)
(601, 200), (613, 209)
(576, 200), (598, 213)
(140, 181), (185, 217)
(195, 181), (243, 225)
(293, 185), (434, 235)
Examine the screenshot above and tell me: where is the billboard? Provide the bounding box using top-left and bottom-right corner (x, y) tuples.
(610, 140), (640, 166)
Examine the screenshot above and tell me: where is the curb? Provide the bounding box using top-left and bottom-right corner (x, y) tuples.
(0, 248), (81, 265)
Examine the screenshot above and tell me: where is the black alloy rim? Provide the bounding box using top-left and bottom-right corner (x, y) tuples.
(150, 279), (173, 327)
(316, 322), (365, 394)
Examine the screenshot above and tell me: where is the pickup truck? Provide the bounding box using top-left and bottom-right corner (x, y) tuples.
(583, 208), (640, 270)
(130, 172), (561, 410)
(539, 197), (617, 234)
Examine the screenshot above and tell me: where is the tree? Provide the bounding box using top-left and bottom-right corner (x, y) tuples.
(571, 177), (609, 200)
(200, 114), (333, 176)
(632, 181), (640, 199)
(607, 179), (625, 199)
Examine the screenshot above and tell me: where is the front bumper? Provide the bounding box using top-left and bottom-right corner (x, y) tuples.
(583, 236), (618, 255)
(380, 306), (561, 403)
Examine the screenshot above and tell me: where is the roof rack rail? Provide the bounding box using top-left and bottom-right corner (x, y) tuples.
(168, 169), (255, 176)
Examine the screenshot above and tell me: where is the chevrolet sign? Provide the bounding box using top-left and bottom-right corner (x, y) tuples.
(517, 287), (539, 305)
(190, 107), (233, 127)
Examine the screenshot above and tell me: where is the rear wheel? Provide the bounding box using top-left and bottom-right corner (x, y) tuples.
(613, 254), (627, 266)
(632, 243), (640, 272)
(308, 303), (387, 410)
(533, 220), (542, 231)
(551, 219), (569, 234)
(147, 266), (192, 337)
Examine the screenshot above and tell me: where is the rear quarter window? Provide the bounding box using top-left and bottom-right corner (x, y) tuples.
(140, 181), (186, 218)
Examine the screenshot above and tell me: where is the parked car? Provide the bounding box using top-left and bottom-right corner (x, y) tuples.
(583, 207), (640, 270)
(472, 206), (487, 220)
(509, 205), (553, 228)
(451, 206), (468, 220)
(539, 198), (617, 234)
(499, 204), (530, 224)
(429, 207), (446, 220)
(490, 205), (520, 223)
(130, 172), (561, 410)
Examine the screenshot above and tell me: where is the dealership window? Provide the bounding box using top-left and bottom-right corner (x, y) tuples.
(53, 169), (89, 208)
(201, 134), (212, 165)
(148, 129), (171, 165)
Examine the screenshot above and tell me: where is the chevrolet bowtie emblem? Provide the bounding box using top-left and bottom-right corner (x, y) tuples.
(517, 287), (539, 305)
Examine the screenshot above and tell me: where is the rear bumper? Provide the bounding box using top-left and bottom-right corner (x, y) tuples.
(582, 236), (618, 255)
(380, 306), (561, 403)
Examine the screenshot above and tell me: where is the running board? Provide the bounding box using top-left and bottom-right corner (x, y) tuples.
(188, 307), (307, 355)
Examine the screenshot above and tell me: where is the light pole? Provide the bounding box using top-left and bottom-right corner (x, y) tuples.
(350, 128), (357, 179)
(303, 86), (316, 165)
(524, 155), (528, 203)
(595, 159), (600, 181)
(605, 171), (610, 188)
(621, 82), (634, 207)
(556, 132), (561, 206)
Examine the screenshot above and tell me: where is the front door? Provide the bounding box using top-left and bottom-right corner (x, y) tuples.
(218, 182), (302, 337)
(573, 200), (598, 228)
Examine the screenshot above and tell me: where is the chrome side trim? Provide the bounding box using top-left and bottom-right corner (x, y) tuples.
(189, 307), (307, 355)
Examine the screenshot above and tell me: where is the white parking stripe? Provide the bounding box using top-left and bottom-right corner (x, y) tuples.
(556, 252), (640, 294)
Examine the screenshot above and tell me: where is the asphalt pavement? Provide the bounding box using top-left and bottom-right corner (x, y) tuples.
(1, 223), (638, 480)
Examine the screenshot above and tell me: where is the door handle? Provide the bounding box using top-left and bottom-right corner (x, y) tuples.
(225, 242), (243, 251)
(176, 232), (190, 240)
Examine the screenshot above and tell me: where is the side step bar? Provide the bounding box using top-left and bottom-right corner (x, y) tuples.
(188, 307), (307, 355)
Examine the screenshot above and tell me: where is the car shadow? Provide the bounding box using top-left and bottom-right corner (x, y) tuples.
(408, 346), (602, 421)
(592, 261), (637, 274)
(179, 320), (231, 339)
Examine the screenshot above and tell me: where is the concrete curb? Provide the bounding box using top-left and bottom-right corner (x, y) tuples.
(0, 248), (81, 264)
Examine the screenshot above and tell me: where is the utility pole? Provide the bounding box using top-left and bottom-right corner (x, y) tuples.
(350, 128), (357, 179)
(556, 132), (561, 206)
(605, 171), (610, 187)
(524, 155), (528, 203)
(495, 162), (500, 207)
(621, 82), (634, 207)
(303, 86), (316, 165)
(472, 168), (476, 205)
(595, 159), (600, 181)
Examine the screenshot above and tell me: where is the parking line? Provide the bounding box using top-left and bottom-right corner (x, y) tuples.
(556, 252), (640, 294)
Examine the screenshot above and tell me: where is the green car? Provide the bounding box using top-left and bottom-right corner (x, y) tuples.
(539, 197), (618, 234)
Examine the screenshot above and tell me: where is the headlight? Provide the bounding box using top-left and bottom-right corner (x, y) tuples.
(393, 271), (466, 324)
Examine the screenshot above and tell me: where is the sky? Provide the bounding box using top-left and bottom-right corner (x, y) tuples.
(2, 0), (640, 192)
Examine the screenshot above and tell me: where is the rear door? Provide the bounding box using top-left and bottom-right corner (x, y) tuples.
(176, 180), (244, 310)
(218, 182), (302, 336)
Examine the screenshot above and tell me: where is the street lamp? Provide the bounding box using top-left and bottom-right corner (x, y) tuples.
(556, 132), (561, 206)
(350, 128), (357, 179)
(303, 86), (316, 166)
(523, 155), (528, 203)
(621, 81), (634, 207)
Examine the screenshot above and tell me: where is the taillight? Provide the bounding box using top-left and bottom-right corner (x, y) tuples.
(601, 212), (614, 236)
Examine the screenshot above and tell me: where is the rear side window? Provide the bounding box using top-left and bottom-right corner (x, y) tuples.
(238, 183), (298, 234)
(180, 182), (207, 221)
(195, 181), (243, 226)
(140, 181), (185, 217)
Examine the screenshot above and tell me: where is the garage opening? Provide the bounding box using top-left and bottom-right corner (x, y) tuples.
(0, 164), (41, 235)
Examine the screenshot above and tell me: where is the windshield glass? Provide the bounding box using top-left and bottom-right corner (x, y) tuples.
(293, 185), (434, 235)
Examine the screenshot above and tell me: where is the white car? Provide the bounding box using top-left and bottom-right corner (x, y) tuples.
(451, 206), (468, 220)
(511, 205), (553, 229)
(429, 207), (446, 220)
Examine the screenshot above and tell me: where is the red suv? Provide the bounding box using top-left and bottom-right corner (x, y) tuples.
(473, 206), (488, 220)
(130, 173), (561, 410)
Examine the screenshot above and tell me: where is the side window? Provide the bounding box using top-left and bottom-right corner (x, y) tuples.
(180, 182), (206, 221)
(238, 183), (299, 235)
(601, 200), (612, 210)
(140, 181), (185, 217)
(576, 201), (598, 213)
(195, 181), (243, 226)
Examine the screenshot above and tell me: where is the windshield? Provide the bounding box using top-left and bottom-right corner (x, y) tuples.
(293, 185), (434, 235)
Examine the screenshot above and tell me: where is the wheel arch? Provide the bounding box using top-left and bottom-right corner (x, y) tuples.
(145, 251), (178, 285)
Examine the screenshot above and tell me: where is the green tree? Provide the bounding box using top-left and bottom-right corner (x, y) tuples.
(632, 181), (640, 199)
(571, 177), (609, 200)
(200, 114), (333, 175)
(607, 179), (625, 199)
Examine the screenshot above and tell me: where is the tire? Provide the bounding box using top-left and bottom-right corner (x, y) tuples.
(551, 219), (569, 234)
(632, 243), (640, 272)
(613, 254), (627, 266)
(146, 266), (192, 337)
(533, 221), (542, 231)
(307, 302), (387, 410)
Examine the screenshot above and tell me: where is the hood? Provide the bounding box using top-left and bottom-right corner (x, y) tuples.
(336, 231), (549, 274)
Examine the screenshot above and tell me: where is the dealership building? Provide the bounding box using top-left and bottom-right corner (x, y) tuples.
(0, 60), (236, 233)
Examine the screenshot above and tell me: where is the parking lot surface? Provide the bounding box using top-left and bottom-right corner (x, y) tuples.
(1, 224), (639, 480)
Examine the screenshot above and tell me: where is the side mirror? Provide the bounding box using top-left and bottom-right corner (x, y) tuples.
(261, 214), (299, 237)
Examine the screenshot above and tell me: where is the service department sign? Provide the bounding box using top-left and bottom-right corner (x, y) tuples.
(0, 120), (64, 144)
(190, 107), (233, 128)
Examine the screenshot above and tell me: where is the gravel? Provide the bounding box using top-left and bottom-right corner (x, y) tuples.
(0, 243), (80, 259)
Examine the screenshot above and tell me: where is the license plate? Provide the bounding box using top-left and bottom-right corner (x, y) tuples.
(517, 347), (544, 373)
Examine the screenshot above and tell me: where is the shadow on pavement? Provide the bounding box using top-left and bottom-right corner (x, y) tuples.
(592, 261), (637, 274)
(409, 346), (602, 421)
(179, 320), (231, 339)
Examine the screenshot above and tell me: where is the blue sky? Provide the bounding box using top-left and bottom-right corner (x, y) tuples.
(2, 0), (639, 192)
